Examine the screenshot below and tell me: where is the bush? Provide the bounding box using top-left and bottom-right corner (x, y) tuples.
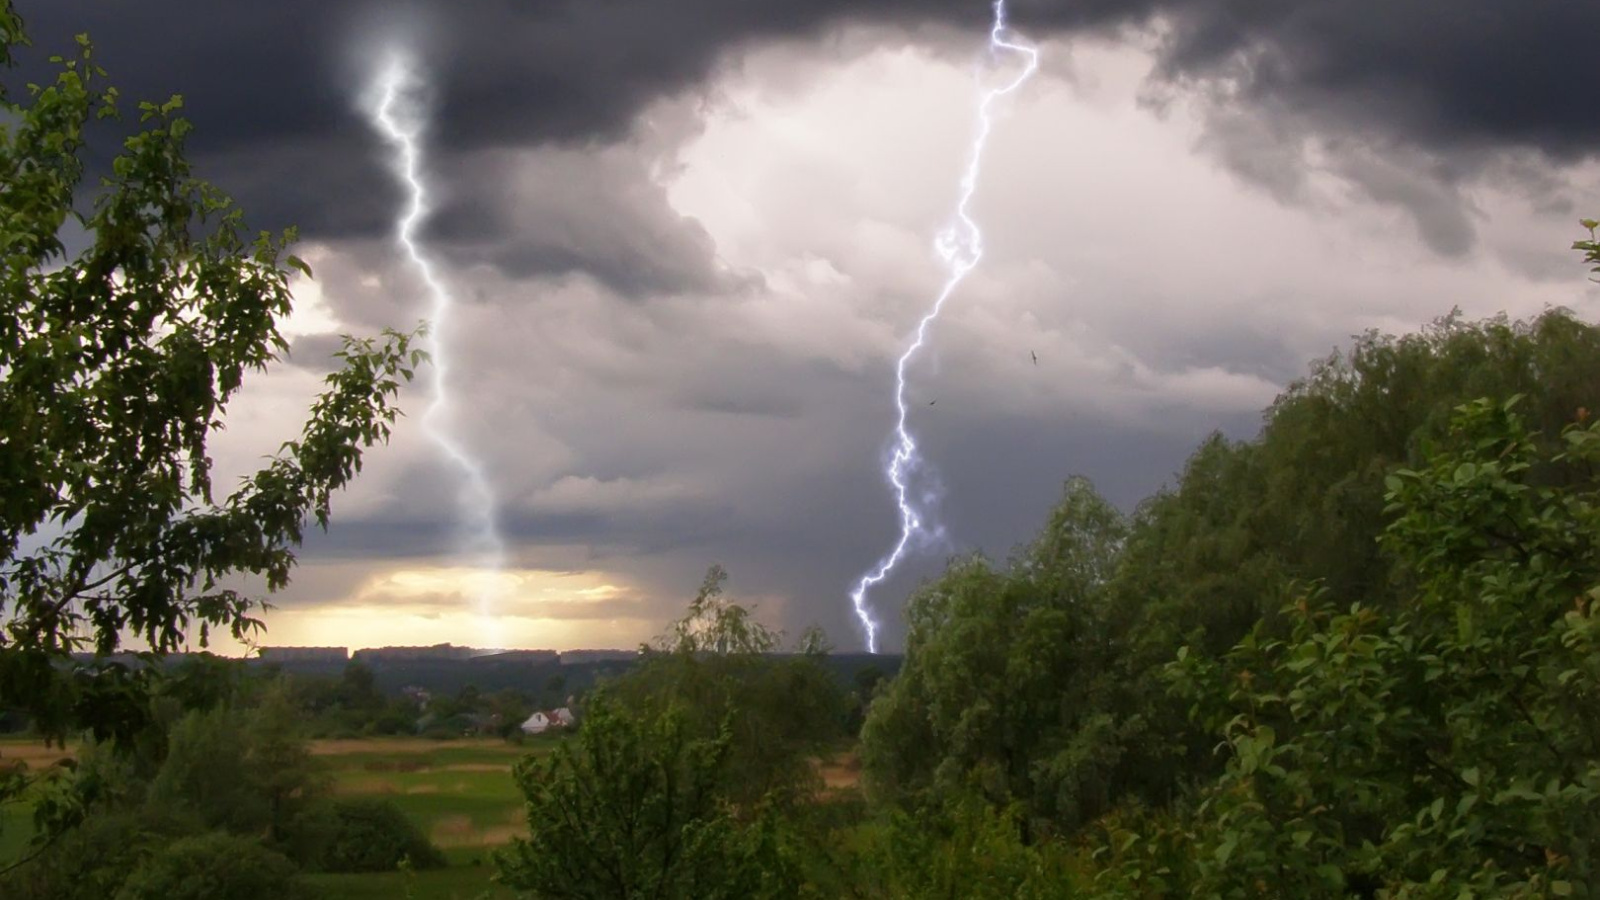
(286, 797), (444, 873)
(838, 800), (1081, 900)
(497, 699), (796, 899)
(115, 831), (314, 900)
(0, 810), (189, 900)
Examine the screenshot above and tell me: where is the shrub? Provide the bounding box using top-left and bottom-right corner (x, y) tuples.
(115, 831), (314, 900)
(0, 811), (186, 900)
(497, 699), (797, 899)
(841, 800), (1081, 900)
(287, 797), (444, 873)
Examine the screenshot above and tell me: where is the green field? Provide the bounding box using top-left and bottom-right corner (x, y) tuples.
(1, 736), (555, 900)
(306, 737), (553, 899)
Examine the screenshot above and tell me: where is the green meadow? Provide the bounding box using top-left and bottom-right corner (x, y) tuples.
(306, 738), (549, 899)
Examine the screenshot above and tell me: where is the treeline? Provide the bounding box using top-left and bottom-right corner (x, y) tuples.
(280, 659), (566, 740)
(487, 305), (1600, 898)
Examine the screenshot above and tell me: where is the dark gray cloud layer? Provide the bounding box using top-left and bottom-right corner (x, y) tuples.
(17, 0), (1598, 255)
(14, 0), (1597, 650)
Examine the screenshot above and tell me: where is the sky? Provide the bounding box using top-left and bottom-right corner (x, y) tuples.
(19, 0), (1600, 654)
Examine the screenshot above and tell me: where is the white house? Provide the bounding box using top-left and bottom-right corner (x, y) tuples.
(520, 707), (576, 735)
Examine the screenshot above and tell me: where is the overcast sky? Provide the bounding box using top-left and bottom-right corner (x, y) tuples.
(20, 0), (1600, 653)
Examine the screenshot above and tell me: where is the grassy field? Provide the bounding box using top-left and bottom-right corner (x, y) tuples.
(1, 736), (549, 900)
(307, 737), (547, 899)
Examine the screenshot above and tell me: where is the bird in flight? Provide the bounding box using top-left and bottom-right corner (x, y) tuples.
(928, 399), (936, 406)
(1031, 350), (1038, 365)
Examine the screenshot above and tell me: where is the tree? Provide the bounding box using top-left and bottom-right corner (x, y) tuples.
(335, 661), (382, 711)
(497, 698), (796, 900)
(1086, 307), (1600, 817)
(0, 2), (420, 751)
(1118, 308), (1600, 671)
(0, 8), (420, 862)
(604, 566), (848, 807)
(145, 686), (325, 845)
(861, 477), (1140, 834)
(1106, 398), (1600, 896)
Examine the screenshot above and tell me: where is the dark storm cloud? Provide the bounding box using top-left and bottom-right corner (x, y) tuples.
(424, 148), (736, 297)
(1153, 1), (1600, 160)
(21, 0), (1597, 260)
(1138, 0), (1600, 255)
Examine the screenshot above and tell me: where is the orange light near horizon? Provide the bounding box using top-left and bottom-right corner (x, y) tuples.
(163, 564), (656, 656)
(260, 605), (655, 654)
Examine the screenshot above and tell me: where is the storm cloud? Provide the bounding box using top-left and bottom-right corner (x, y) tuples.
(13, 1), (1599, 651)
(19, 0), (1599, 266)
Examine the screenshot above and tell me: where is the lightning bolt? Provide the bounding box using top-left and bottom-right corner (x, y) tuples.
(848, 0), (1038, 653)
(368, 51), (508, 641)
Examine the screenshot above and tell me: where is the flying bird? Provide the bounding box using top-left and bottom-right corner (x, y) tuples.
(928, 399), (937, 406)
(1031, 350), (1038, 365)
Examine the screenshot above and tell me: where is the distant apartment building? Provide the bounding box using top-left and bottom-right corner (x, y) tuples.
(558, 649), (639, 665)
(258, 646), (349, 664)
(470, 649), (560, 664)
(353, 643), (477, 664)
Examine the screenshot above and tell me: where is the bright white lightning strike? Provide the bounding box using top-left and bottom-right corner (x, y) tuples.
(368, 52), (508, 636)
(848, 0), (1038, 653)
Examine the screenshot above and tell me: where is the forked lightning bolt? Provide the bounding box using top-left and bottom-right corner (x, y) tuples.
(369, 52), (508, 627)
(848, 0), (1038, 653)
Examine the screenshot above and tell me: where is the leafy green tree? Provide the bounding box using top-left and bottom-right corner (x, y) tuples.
(861, 477), (1140, 834)
(1112, 398), (1600, 896)
(1120, 308), (1600, 668)
(0, 2), (420, 857)
(0, 0), (421, 750)
(1080, 307), (1600, 821)
(146, 686), (325, 845)
(605, 566), (848, 807)
(497, 698), (797, 900)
